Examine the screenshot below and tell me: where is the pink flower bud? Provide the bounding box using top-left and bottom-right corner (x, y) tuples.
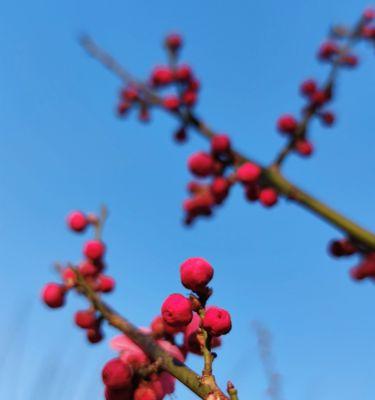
(163, 95), (180, 111)
(211, 134), (231, 154)
(67, 211), (88, 232)
(180, 257), (214, 292)
(295, 139), (314, 157)
(75, 310), (97, 329)
(202, 306), (232, 336)
(188, 152), (215, 177)
(259, 188), (278, 207)
(277, 114), (298, 134)
(236, 162), (261, 184)
(98, 275), (116, 293)
(151, 66), (173, 86)
(165, 33), (183, 52)
(300, 79), (317, 96)
(102, 358), (133, 390)
(161, 294), (193, 328)
(83, 240), (106, 261)
(41, 283), (65, 308)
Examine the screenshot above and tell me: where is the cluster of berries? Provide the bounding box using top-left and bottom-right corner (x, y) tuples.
(329, 237), (375, 282)
(41, 210), (114, 343)
(103, 336), (181, 400)
(116, 33), (200, 135)
(42, 219), (231, 400)
(276, 75), (335, 158)
(101, 257), (231, 399)
(184, 135), (278, 224)
(361, 8), (375, 39)
(275, 8), (375, 158)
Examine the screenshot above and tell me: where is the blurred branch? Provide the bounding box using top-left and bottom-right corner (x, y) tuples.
(252, 321), (283, 400)
(79, 35), (375, 251)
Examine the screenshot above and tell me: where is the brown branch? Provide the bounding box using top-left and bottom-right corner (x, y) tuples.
(74, 270), (230, 399)
(79, 35), (375, 251)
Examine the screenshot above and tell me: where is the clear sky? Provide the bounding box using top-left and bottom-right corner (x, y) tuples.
(1, 0), (375, 399)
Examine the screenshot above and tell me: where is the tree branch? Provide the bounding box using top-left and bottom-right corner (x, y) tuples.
(74, 270), (230, 399)
(79, 35), (375, 251)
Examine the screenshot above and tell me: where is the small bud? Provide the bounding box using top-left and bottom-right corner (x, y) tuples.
(259, 188), (278, 207)
(180, 257), (214, 293)
(67, 211), (88, 232)
(236, 162), (261, 184)
(202, 306), (232, 336)
(102, 358), (133, 390)
(188, 152), (215, 177)
(41, 283), (65, 308)
(83, 240), (106, 261)
(161, 294), (193, 328)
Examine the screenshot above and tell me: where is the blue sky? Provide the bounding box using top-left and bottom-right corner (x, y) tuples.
(1, 0), (375, 399)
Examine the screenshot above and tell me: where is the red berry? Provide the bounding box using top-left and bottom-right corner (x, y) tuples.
(83, 240), (106, 261)
(98, 275), (116, 293)
(105, 387), (132, 400)
(117, 102), (131, 116)
(121, 86), (138, 102)
(318, 41), (339, 60)
(350, 253), (375, 281)
(41, 283), (65, 308)
(134, 385), (158, 400)
(188, 152), (215, 177)
(180, 257), (214, 292)
(363, 8), (375, 21)
(300, 79), (317, 96)
(61, 267), (76, 287)
(295, 139), (314, 157)
(182, 90), (197, 107)
(362, 26), (375, 39)
(320, 111), (335, 126)
(259, 188), (278, 207)
(165, 33), (182, 51)
(175, 64), (192, 81)
(67, 211), (88, 232)
(187, 181), (203, 194)
(184, 312), (221, 354)
(183, 193), (214, 218)
(236, 162), (261, 184)
(210, 177), (230, 203)
(202, 306), (232, 336)
(174, 127), (187, 143)
(188, 79), (200, 91)
(329, 239), (357, 257)
(75, 310), (96, 329)
(163, 96), (180, 111)
(161, 294), (193, 328)
(79, 261), (100, 277)
(245, 184), (260, 202)
(150, 315), (165, 337)
(310, 90), (328, 107)
(340, 54), (358, 68)
(211, 134), (231, 154)
(87, 327), (103, 343)
(277, 114), (298, 134)
(151, 66), (173, 86)
(102, 358), (133, 390)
